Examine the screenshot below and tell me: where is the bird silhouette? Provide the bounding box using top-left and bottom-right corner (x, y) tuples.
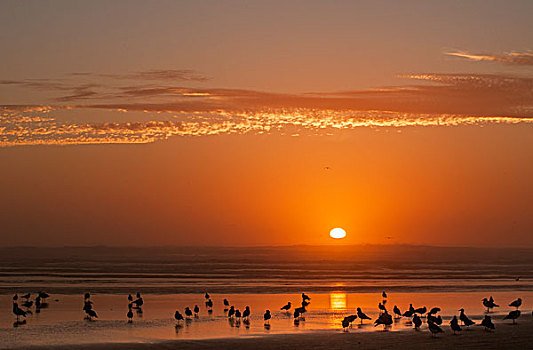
(374, 311), (393, 329)
(174, 310), (184, 323)
(223, 298), (230, 310)
(509, 298), (522, 310)
(356, 307), (371, 324)
(228, 306), (235, 318)
(12, 303), (27, 322)
(450, 316), (462, 334)
(342, 318), (350, 331)
(21, 293), (31, 299)
(427, 314), (442, 325)
(402, 304), (415, 317)
(378, 302), (387, 314)
(235, 309), (242, 322)
(428, 307), (441, 315)
(413, 314), (422, 329)
(392, 305), (401, 318)
(413, 306), (426, 315)
(185, 307), (193, 318)
(382, 291), (387, 299)
(38, 291), (49, 301)
(206, 299), (213, 310)
(133, 293), (143, 308)
(243, 306), (251, 321)
(86, 309), (98, 320)
(428, 320), (443, 337)
(22, 300), (33, 308)
(13, 294), (18, 301)
(128, 294), (133, 302)
(481, 315), (495, 331)
(263, 310), (271, 325)
(204, 292), (210, 300)
(302, 293), (311, 302)
(281, 302), (292, 311)
(459, 308), (475, 327)
(193, 305), (200, 316)
(344, 314), (357, 327)
(503, 310), (521, 324)
(127, 304), (133, 323)
(482, 297), (498, 312)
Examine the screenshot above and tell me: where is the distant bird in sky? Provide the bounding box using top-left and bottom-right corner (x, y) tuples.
(482, 297), (498, 312)
(281, 302), (292, 311)
(357, 307), (371, 324)
(393, 305), (402, 318)
(509, 298), (522, 309)
(428, 320), (443, 337)
(450, 316), (462, 334)
(459, 308), (475, 327)
(503, 310), (521, 324)
(263, 310), (271, 325)
(127, 304), (133, 323)
(413, 314), (422, 329)
(481, 315), (495, 331)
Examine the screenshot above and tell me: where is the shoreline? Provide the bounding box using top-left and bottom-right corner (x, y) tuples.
(14, 320), (533, 350)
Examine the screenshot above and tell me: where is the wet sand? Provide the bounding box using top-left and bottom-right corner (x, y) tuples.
(19, 319), (533, 350)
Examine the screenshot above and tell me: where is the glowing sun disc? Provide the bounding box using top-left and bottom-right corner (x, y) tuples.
(329, 228), (346, 239)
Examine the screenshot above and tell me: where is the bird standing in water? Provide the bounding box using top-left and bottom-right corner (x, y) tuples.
(281, 302), (291, 312)
(194, 305), (200, 317)
(127, 304), (133, 323)
(504, 310), (521, 324)
(185, 307), (193, 319)
(228, 306), (235, 319)
(482, 297), (498, 313)
(174, 310), (184, 324)
(393, 305), (402, 318)
(450, 316), (462, 334)
(412, 314), (422, 329)
(374, 311), (393, 329)
(263, 309), (271, 325)
(459, 308), (475, 327)
(357, 307), (371, 324)
(301, 293), (311, 302)
(481, 315), (495, 331)
(509, 298), (522, 310)
(428, 320), (443, 337)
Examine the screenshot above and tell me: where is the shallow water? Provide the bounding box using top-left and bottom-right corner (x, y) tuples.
(1, 291), (531, 348)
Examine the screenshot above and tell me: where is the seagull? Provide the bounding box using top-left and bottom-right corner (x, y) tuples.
(378, 302), (387, 314)
(428, 320), (444, 337)
(193, 305), (200, 316)
(374, 311), (393, 329)
(185, 307), (193, 318)
(382, 291), (387, 299)
(206, 299), (213, 310)
(302, 293), (311, 302)
(223, 299), (230, 310)
(235, 309), (242, 322)
(281, 302), (292, 311)
(22, 300), (33, 308)
(127, 304), (133, 323)
(503, 310), (521, 324)
(344, 314), (357, 327)
(204, 292), (210, 300)
(174, 310), (184, 323)
(38, 291), (50, 301)
(482, 297), (498, 312)
(402, 304), (415, 317)
(86, 309), (98, 320)
(413, 314), (422, 329)
(243, 306), (251, 321)
(342, 318), (350, 331)
(393, 305), (402, 318)
(413, 306), (427, 315)
(509, 298), (522, 310)
(84, 293), (91, 300)
(293, 309), (300, 325)
(128, 294), (133, 302)
(459, 308), (475, 327)
(428, 307), (441, 315)
(21, 293), (31, 299)
(228, 306), (235, 318)
(450, 316), (462, 334)
(12, 303), (27, 322)
(13, 294), (18, 301)
(133, 293), (144, 308)
(427, 314), (442, 325)
(302, 300), (310, 308)
(356, 307), (371, 324)
(263, 310), (271, 325)
(481, 315), (495, 331)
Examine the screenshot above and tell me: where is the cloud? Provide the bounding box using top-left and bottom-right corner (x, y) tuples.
(446, 51), (533, 66)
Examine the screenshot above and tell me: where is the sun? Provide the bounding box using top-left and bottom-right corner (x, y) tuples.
(329, 228), (346, 239)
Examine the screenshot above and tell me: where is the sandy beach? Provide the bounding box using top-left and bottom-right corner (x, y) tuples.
(17, 319), (533, 350)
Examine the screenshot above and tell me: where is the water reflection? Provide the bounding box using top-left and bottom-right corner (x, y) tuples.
(329, 292), (347, 310)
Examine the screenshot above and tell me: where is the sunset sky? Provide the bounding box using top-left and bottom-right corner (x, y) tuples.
(1, 1), (532, 247)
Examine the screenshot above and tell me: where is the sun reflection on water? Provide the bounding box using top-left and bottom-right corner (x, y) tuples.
(329, 292), (347, 310)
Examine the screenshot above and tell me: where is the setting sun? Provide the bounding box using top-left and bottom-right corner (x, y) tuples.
(329, 228), (347, 239)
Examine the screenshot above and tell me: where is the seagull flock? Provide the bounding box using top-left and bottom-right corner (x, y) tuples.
(10, 289), (532, 337)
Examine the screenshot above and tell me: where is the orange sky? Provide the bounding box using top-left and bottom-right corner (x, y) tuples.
(0, 1), (532, 247)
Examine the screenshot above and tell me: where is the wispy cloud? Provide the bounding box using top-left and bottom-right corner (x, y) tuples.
(446, 51), (533, 66)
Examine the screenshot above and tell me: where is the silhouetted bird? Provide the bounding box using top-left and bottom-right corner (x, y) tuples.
(128, 294), (133, 302)
(127, 304), (133, 323)
(450, 316), (462, 334)
(302, 300), (310, 308)
(281, 302), (292, 311)
(235, 309), (242, 321)
(86, 309), (98, 320)
(204, 292), (210, 300)
(482, 297), (498, 312)
(402, 304), (415, 317)
(459, 308), (475, 327)
(12, 303), (26, 321)
(378, 302), (387, 314)
(293, 309), (300, 323)
(413, 306), (427, 315)
(428, 307), (441, 315)
(84, 293), (91, 300)
(295, 306), (306, 319)
(185, 307), (193, 318)
(342, 318), (350, 331)
(228, 306), (235, 318)
(427, 314), (442, 325)
(133, 294), (144, 308)
(382, 291), (387, 299)
(374, 311), (393, 328)
(264, 310), (271, 324)
(21, 293), (31, 299)
(13, 294), (18, 301)
(206, 299), (213, 310)
(39, 291), (50, 301)
(174, 310), (184, 322)
(481, 315), (495, 331)
(302, 293), (311, 301)
(83, 300), (93, 314)
(357, 307), (371, 324)
(504, 310), (521, 324)
(35, 296), (41, 309)
(344, 314), (357, 327)
(413, 314), (422, 329)
(393, 305), (402, 318)
(243, 306), (251, 321)
(223, 299), (230, 309)
(509, 298), (522, 309)
(428, 320), (443, 337)
(193, 305), (200, 316)
(22, 300), (33, 308)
